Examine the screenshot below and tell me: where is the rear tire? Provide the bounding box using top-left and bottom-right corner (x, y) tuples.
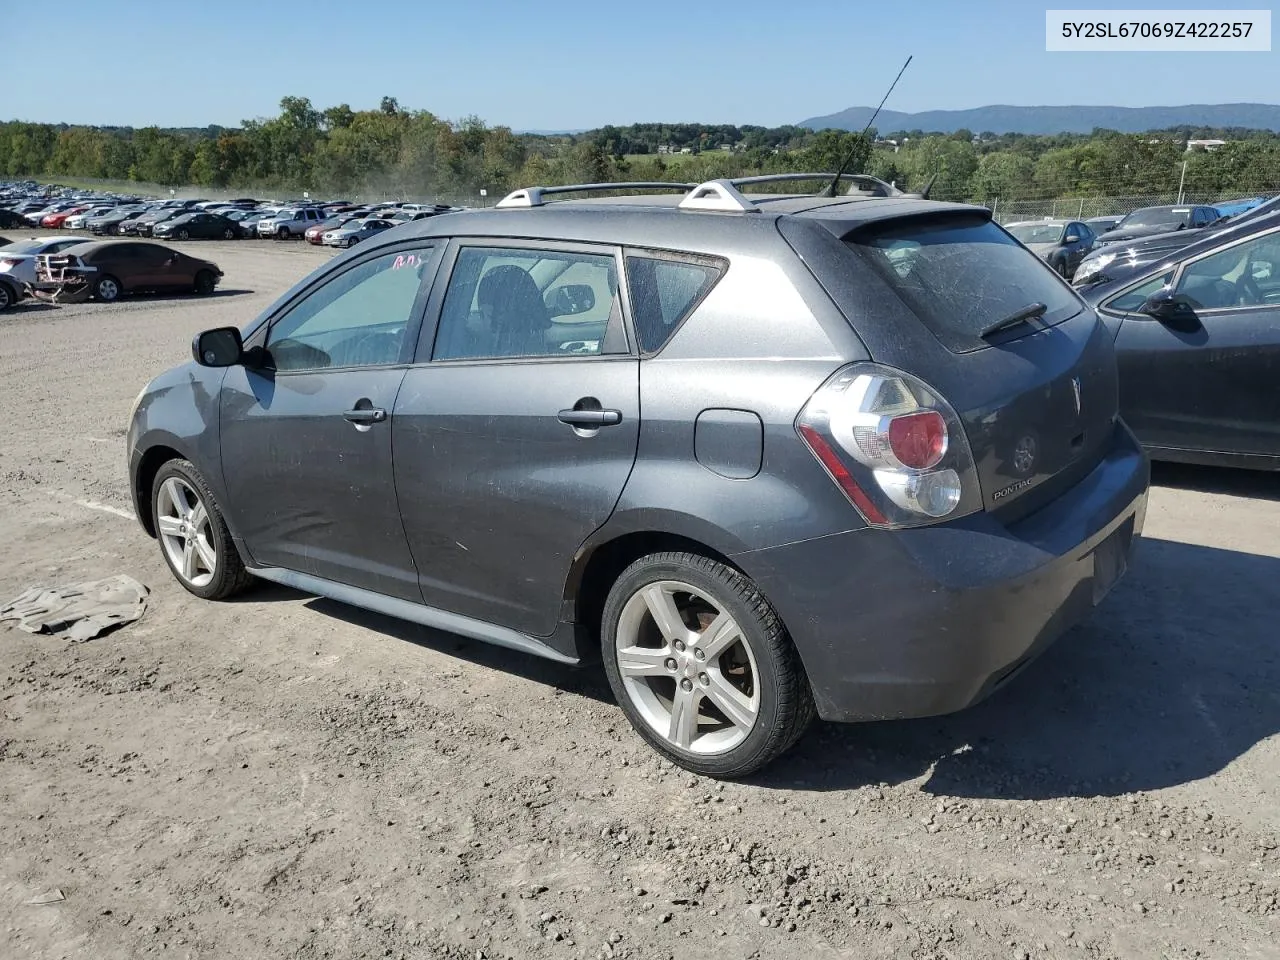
(93, 275), (122, 303)
(194, 270), (216, 296)
(222, 228), (234, 240)
(151, 459), (252, 601)
(601, 552), (816, 778)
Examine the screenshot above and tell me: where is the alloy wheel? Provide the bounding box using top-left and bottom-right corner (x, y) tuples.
(614, 580), (760, 755)
(156, 477), (217, 588)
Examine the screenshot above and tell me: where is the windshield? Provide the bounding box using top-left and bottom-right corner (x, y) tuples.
(846, 215), (1083, 351)
(1006, 223), (1066, 244)
(1122, 207), (1191, 228)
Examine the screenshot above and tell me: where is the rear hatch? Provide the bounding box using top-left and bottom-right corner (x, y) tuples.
(781, 209), (1118, 522)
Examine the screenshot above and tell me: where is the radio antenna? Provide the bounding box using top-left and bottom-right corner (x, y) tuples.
(821, 55), (913, 197)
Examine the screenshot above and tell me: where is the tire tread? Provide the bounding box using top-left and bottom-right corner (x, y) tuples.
(603, 551), (816, 778)
(152, 459), (253, 600)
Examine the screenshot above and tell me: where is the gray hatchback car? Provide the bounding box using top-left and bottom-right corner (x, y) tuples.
(127, 174), (1150, 777)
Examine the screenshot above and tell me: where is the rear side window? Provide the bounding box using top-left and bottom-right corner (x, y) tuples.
(625, 254), (723, 354)
(846, 216), (1083, 352)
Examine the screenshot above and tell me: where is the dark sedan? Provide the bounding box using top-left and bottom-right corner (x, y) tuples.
(1085, 214), (1122, 234)
(153, 212), (241, 241)
(89, 207), (148, 235)
(1004, 219), (1096, 277)
(1094, 204), (1222, 246)
(1073, 195), (1280, 286)
(138, 208), (195, 238)
(31, 241), (223, 303)
(1079, 209), (1280, 470)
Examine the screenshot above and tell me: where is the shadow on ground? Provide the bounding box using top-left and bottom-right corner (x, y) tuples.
(1151, 460), (1280, 502)
(296, 592), (613, 705)
(238, 529), (1279, 800)
(756, 534), (1280, 798)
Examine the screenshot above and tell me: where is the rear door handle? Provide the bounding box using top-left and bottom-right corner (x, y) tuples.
(343, 407), (387, 424)
(557, 408), (622, 427)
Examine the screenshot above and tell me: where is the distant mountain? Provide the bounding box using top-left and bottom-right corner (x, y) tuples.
(798, 103), (1280, 135)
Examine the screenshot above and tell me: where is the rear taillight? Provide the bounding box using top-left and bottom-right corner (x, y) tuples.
(796, 363), (981, 529)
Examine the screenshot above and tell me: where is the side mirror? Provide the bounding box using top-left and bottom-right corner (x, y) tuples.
(1064, 234), (1080, 244)
(1138, 291), (1199, 328)
(547, 283), (596, 317)
(192, 326), (243, 367)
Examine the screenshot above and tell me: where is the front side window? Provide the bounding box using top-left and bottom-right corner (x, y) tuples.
(433, 246), (621, 361)
(1174, 231), (1280, 310)
(1103, 271), (1173, 314)
(267, 247), (434, 371)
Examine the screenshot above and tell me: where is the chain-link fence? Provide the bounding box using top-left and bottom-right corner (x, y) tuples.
(987, 187), (1280, 224)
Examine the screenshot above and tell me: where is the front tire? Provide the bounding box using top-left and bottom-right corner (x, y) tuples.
(151, 459), (252, 600)
(601, 552), (815, 778)
(176, 228), (189, 240)
(194, 270), (216, 296)
(0, 282), (14, 312)
(276, 226), (290, 240)
(93, 275), (122, 302)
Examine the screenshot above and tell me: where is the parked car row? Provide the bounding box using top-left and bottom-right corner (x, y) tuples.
(0, 234), (222, 310)
(1004, 196), (1277, 284)
(0, 183), (466, 250)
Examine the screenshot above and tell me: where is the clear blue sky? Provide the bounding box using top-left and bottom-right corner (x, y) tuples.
(6, 0), (1276, 130)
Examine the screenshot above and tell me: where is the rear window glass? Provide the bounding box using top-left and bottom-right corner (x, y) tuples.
(625, 255), (723, 354)
(846, 216), (1082, 352)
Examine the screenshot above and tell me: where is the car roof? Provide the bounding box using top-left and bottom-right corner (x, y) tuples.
(393, 194), (986, 251)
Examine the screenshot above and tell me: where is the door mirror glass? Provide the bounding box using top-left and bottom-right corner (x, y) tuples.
(192, 326), (243, 367)
(1064, 234), (1080, 244)
(547, 283), (596, 317)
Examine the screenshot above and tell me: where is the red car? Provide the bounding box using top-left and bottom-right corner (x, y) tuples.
(305, 214), (366, 245)
(41, 206), (90, 229)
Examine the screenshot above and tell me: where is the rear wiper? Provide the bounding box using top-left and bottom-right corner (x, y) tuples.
(981, 302), (1047, 339)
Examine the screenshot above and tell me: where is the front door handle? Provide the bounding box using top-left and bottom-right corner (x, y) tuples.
(558, 408), (622, 427)
(343, 407), (387, 424)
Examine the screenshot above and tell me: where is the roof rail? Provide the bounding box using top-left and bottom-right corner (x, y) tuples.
(494, 181), (695, 209)
(676, 180), (758, 213)
(727, 172), (906, 197)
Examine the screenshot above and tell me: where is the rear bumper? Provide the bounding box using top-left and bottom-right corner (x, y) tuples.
(739, 422), (1150, 722)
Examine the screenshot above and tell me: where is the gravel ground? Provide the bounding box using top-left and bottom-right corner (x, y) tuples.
(1, 238), (1278, 960)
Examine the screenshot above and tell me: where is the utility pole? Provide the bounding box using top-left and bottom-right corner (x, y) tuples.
(1177, 158), (1188, 204)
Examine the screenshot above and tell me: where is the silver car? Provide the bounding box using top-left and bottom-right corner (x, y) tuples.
(0, 236), (94, 309)
(322, 217), (395, 248)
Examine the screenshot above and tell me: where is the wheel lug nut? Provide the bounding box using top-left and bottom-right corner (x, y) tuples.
(694, 648), (705, 661)
(680, 678), (693, 691)
(665, 658), (678, 671)
(673, 640), (685, 652)
(699, 673), (710, 686)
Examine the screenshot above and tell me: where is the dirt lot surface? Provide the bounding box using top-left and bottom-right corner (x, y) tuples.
(1, 238), (1278, 960)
